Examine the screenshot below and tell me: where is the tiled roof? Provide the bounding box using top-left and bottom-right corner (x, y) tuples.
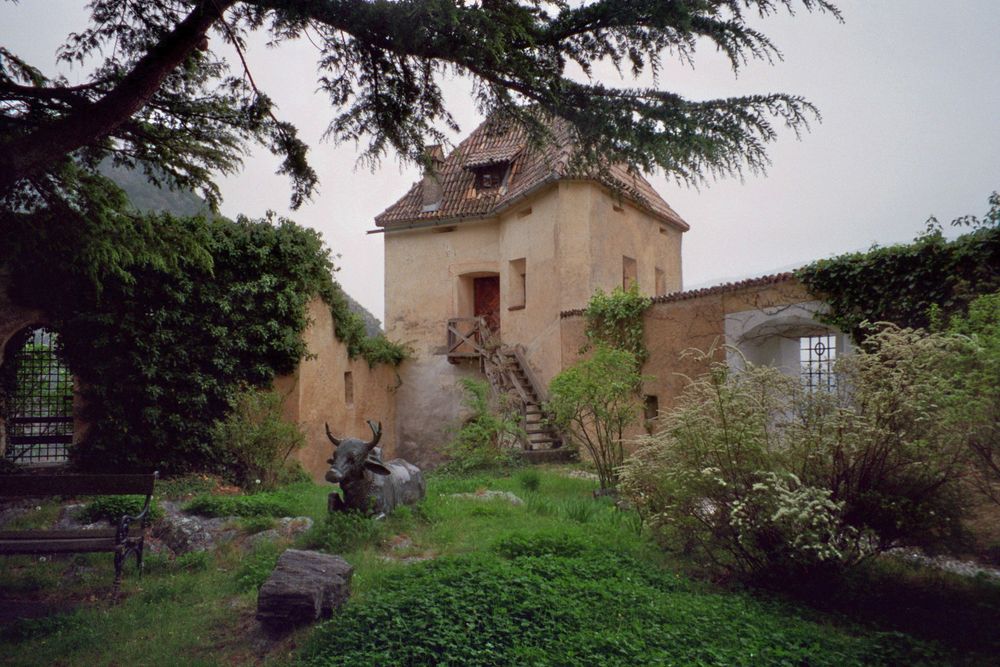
(560, 272), (798, 318)
(375, 116), (688, 230)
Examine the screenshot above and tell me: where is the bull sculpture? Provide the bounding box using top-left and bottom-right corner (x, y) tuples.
(324, 419), (425, 516)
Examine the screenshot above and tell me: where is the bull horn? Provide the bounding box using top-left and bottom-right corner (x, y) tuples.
(365, 419), (382, 450)
(324, 422), (341, 448)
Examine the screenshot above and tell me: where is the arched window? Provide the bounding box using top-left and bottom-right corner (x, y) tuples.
(0, 327), (74, 465)
(725, 301), (848, 393)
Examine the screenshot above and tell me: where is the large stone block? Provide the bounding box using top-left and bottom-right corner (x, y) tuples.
(256, 549), (353, 630)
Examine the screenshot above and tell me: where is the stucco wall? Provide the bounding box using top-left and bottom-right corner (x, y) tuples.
(383, 180), (688, 463)
(383, 215), (505, 465)
(560, 276), (821, 454)
(280, 298), (399, 482)
(581, 182), (684, 298)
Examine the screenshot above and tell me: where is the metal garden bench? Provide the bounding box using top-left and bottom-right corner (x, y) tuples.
(0, 472), (158, 589)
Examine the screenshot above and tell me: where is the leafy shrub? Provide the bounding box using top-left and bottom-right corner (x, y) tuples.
(4, 213), (406, 474)
(211, 387), (305, 489)
(443, 378), (523, 471)
(547, 346), (643, 490)
(939, 291), (1000, 504)
(796, 193), (1000, 338)
(182, 489), (301, 518)
(583, 283), (652, 362)
(77, 495), (162, 524)
(323, 282), (409, 366)
(302, 510), (384, 553)
(621, 329), (977, 578)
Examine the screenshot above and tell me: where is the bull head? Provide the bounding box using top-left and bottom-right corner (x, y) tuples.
(324, 420), (391, 485)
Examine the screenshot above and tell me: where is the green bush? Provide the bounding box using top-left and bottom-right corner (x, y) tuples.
(939, 291), (1000, 504)
(583, 283), (652, 362)
(4, 213), (406, 474)
(796, 193), (1000, 338)
(443, 379), (523, 472)
(621, 328), (977, 578)
(211, 387), (305, 489)
(77, 495), (162, 524)
(547, 346), (643, 490)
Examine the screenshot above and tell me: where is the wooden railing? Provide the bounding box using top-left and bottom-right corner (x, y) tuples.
(445, 319), (562, 450)
(446, 317), (486, 361)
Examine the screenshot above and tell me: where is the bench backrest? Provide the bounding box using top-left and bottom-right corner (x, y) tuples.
(0, 473), (157, 497)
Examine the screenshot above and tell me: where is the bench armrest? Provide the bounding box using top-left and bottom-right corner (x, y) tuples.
(115, 471), (158, 542)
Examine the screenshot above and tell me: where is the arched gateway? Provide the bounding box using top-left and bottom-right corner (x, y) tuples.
(0, 326), (74, 465)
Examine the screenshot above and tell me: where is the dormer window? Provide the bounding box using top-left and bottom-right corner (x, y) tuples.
(472, 162), (509, 191)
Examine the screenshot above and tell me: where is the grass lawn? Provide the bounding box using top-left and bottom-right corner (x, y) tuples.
(1, 467), (997, 665)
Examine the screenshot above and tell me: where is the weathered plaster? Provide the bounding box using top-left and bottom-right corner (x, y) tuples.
(383, 179), (684, 462)
(560, 276), (828, 458)
(280, 298), (400, 482)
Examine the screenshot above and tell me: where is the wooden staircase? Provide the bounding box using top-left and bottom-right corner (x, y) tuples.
(447, 317), (568, 457)
(493, 346), (563, 451)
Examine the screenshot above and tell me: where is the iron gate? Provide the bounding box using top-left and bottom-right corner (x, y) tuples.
(2, 327), (73, 464)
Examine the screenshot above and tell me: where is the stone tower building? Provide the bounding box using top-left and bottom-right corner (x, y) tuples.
(376, 116), (689, 462)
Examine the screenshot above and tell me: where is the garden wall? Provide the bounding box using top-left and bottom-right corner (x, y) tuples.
(277, 297), (399, 482)
(560, 274), (824, 447)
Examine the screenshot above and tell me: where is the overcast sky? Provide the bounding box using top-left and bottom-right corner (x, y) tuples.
(3, 1), (999, 321)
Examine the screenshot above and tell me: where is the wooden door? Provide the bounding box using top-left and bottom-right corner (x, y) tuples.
(473, 276), (501, 333)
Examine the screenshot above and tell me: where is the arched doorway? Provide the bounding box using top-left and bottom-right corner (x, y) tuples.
(0, 326), (74, 465)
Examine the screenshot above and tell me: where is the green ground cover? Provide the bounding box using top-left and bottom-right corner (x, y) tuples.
(0, 468), (996, 665)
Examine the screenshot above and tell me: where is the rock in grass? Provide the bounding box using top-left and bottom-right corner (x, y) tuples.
(256, 549), (353, 630)
(156, 514), (216, 554)
(449, 490), (524, 506)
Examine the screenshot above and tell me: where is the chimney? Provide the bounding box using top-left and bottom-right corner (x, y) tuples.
(420, 145), (445, 212)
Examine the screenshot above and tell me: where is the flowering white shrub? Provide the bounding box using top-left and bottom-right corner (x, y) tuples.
(621, 328), (976, 577)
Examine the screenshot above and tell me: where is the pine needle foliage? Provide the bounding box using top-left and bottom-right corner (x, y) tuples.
(3, 1), (841, 263)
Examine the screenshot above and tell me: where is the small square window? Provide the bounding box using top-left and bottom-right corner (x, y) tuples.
(344, 371), (354, 407)
(622, 256), (638, 290)
(655, 268), (666, 296)
(473, 163), (508, 190)
(508, 258), (526, 309)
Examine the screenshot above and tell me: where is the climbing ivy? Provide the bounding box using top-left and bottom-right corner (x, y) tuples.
(323, 282), (409, 367)
(583, 284), (652, 363)
(796, 193), (1000, 340)
(1, 211), (405, 472)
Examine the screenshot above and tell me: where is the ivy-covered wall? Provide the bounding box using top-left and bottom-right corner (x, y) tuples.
(796, 207), (999, 339)
(0, 212), (405, 473)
